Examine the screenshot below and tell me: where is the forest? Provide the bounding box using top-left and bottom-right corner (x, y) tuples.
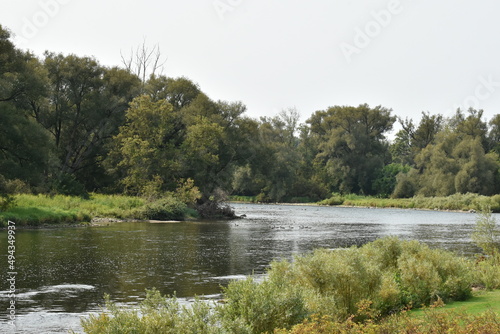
(2, 23), (500, 215)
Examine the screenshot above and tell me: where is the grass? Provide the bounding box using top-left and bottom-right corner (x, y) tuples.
(410, 289), (500, 318)
(319, 192), (500, 212)
(0, 193), (192, 227)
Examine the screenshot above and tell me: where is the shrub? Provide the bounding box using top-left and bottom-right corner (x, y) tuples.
(142, 196), (187, 221)
(472, 209), (500, 256)
(473, 253), (500, 290)
(277, 309), (500, 334)
(220, 276), (308, 334)
(318, 193), (344, 206)
(287, 248), (383, 320)
(81, 238), (476, 333)
(80, 289), (220, 334)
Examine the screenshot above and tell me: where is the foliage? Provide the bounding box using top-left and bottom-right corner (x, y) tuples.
(5, 23), (500, 210)
(473, 253), (500, 290)
(220, 276), (308, 334)
(307, 104), (395, 195)
(80, 238), (481, 334)
(196, 188), (236, 219)
(320, 192), (500, 213)
(371, 163), (410, 197)
(81, 289), (220, 334)
(0, 193), (193, 226)
(275, 308), (500, 334)
(142, 196), (187, 221)
(173, 178), (202, 205)
(0, 175), (16, 211)
(472, 208), (500, 256)
(318, 193), (344, 206)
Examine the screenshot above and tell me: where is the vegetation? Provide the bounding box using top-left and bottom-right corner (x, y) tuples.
(275, 308), (500, 334)
(320, 192), (500, 212)
(0, 193), (194, 227)
(79, 237), (500, 334)
(4, 23), (500, 219)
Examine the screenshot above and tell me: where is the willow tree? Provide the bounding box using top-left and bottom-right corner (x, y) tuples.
(307, 104), (395, 194)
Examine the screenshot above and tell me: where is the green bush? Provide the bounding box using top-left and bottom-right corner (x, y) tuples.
(220, 276), (308, 334)
(80, 289), (220, 334)
(142, 196), (187, 221)
(318, 193), (344, 206)
(472, 209), (500, 256)
(81, 238), (476, 333)
(473, 253), (500, 290)
(273, 237), (472, 320)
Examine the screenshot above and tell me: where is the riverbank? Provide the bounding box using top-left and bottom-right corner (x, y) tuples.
(0, 193), (195, 227)
(231, 193), (500, 213)
(320, 193), (500, 213)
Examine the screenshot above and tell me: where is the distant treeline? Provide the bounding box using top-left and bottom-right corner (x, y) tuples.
(2, 24), (500, 207)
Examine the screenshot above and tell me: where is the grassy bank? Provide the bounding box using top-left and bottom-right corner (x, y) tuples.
(0, 193), (194, 227)
(410, 289), (500, 318)
(319, 192), (500, 212)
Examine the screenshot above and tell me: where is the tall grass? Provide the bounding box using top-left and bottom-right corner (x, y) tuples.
(0, 193), (191, 227)
(319, 192), (500, 212)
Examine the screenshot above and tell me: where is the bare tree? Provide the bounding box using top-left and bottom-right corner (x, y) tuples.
(121, 38), (167, 87)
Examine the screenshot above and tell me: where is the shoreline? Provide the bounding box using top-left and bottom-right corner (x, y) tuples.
(230, 201), (479, 214)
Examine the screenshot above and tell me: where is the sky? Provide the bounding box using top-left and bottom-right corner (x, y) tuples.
(2, 0), (500, 134)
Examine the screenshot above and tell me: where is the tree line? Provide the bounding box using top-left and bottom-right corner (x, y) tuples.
(2, 24), (500, 209)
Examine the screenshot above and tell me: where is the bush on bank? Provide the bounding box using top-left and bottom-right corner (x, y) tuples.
(81, 237), (490, 334)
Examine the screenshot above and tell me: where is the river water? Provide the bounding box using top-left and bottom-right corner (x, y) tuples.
(0, 204), (487, 333)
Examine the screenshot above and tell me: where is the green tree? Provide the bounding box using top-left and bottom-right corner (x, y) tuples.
(372, 163), (410, 197)
(34, 53), (141, 192)
(110, 95), (179, 196)
(401, 109), (500, 197)
(488, 114), (500, 154)
(231, 108), (307, 202)
(390, 112), (443, 166)
(0, 25), (55, 191)
(307, 104), (395, 194)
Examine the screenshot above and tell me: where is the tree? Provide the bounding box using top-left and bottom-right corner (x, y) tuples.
(453, 137), (498, 195)
(307, 104), (395, 194)
(450, 108), (488, 147)
(121, 39), (166, 91)
(0, 25), (55, 191)
(230, 108), (309, 202)
(33, 53), (141, 192)
(110, 95), (179, 196)
(488, 114), (500, 154)
(390, 112), (443, 166)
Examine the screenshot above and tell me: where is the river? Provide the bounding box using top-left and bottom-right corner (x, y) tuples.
(0, 204), (486, 333)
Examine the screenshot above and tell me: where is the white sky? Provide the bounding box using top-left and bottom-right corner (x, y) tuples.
(2, 0), (500, 132)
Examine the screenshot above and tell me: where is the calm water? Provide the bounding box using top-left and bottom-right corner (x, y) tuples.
(0, 204), (486, 333)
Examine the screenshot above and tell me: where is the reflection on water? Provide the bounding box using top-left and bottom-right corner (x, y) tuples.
(0, 204), (486, 333)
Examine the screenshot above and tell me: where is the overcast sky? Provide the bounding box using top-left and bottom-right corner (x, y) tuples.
(2, 0), (500, 132)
